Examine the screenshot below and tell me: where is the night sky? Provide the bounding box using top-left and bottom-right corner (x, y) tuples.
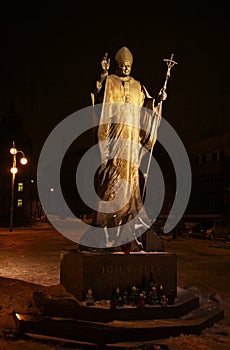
(0, 2), (229, 156)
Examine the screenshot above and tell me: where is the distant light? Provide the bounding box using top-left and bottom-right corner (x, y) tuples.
(50, 188), (54, 192)
(20, 157), (27, 165)
(11, 167), (18, 174)
(30, 179), (34, 183)
(15, 313), (23, 320)
(10, 147), (17, 155)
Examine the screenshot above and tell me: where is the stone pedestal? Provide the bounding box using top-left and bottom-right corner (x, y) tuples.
(60, 250), (177, 301)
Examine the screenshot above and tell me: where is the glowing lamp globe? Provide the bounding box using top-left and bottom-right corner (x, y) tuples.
(20, 157), (27, 165)
(10, 167), (18, 174)
(10, 147), (17, 155)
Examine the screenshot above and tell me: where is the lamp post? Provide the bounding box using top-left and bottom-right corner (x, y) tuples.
(9, 141), (28, 232)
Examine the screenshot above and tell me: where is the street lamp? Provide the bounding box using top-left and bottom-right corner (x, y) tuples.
(9, 141), (28, 232)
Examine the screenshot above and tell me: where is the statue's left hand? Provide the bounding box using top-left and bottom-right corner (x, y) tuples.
(157, 88), (167, 102)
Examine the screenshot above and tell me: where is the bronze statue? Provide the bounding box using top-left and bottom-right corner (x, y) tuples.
(91, 47), (168, 248)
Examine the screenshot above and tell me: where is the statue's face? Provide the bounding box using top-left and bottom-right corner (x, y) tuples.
(117, 60), (132, 76)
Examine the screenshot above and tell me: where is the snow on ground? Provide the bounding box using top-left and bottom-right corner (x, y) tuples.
(0, 277), (229, 349)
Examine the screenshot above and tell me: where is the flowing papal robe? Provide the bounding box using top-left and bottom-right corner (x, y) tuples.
(92, 73), (162, 245)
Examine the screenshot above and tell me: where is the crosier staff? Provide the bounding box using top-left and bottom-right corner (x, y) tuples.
(141, 53), (178, 202)
(162, 53), (178, 94)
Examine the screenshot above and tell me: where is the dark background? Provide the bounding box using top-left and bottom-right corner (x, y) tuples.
(0, 2), (229, 156)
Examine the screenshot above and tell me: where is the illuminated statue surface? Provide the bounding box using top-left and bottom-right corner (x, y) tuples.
(91, 47), (167, 247)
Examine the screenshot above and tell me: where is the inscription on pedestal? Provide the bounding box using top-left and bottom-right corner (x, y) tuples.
(101, 264), (163, 274)
(60, 251), (177, 301)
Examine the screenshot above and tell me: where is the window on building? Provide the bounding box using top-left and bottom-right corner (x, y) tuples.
(219, 150), (225, 161)
(211, 152), (217, 162)
(202, 154), (207, 164)
(18, 182), (24, 192)
(17, 199), (23, 207)
(195, 156), (200, 165)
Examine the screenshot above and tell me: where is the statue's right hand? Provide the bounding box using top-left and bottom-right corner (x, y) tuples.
(101, 52), (110, 73)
